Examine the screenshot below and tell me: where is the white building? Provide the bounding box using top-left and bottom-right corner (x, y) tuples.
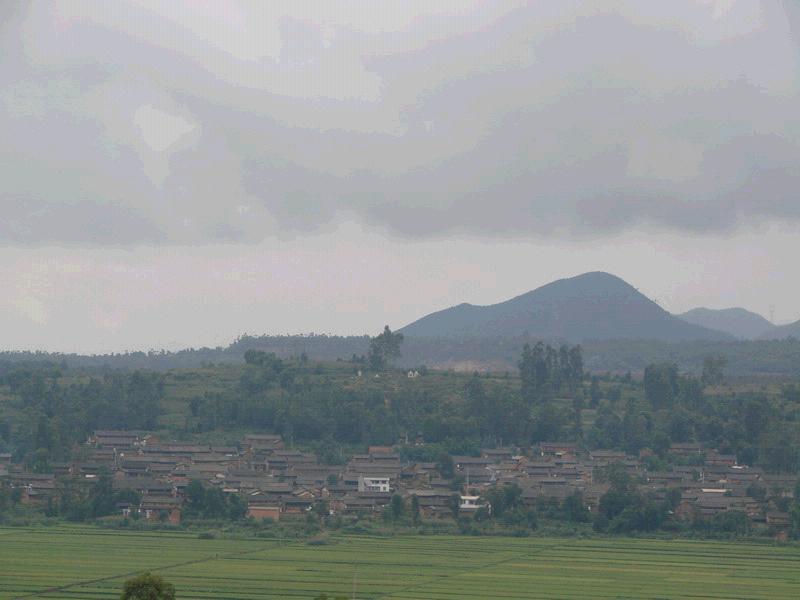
(358, 475), (390, 493)
(459, 495), (484, 510)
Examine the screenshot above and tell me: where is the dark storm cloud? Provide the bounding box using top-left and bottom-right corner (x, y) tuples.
(1, 1), (799, 246)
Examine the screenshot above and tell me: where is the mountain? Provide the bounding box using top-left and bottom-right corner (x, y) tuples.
(399, 272), (733, 342)
(677, 307), (775, 340)
(759, 319), (800, 340)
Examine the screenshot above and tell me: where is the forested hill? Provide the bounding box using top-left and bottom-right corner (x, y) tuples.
(399, 272), (731, 342)
(2, 334), (800, 378)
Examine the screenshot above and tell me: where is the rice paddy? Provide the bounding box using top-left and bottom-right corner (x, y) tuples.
(2, 525), (799, 599)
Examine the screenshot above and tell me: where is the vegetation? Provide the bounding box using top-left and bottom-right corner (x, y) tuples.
(367, 325), (404, 371)
(2, 345), (800, 479)
(2, 333), (800, 377)
(2, 525), (800, 599)
(120, 572), (175, 600)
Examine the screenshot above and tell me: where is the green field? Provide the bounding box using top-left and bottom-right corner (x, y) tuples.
(2, 526), (800, 599)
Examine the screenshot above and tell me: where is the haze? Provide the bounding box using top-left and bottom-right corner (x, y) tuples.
(2, 1), (799, 353)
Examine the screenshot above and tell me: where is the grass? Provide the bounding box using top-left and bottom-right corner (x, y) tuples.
(2, 525), (800, 599)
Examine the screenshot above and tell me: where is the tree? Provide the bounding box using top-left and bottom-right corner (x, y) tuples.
(184, 480), (206, 516)
(410, 494), (420, 525)
(520, 343), (583, 404)
(89, 469), (116, 518)
(229, 494), (248, 520)
(120, 572), (175, 600)
(368, 326), (404, 370)
(562, 492), (590, 522)
(483, 483), (523, 518)
(390, 494), (405, 520)
(519, 343), (548, 404)
(644, 364), (679, 409)
(437, 453), (455, 479)
(701, 355), (726, 387)
(589, 377), (603, 408)
(447, 494), (461, 519)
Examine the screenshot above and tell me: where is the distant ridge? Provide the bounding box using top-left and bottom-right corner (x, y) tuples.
(399, 272), (733, 343)
(759, 318), (800, 340)
(677, 307), (775, 340)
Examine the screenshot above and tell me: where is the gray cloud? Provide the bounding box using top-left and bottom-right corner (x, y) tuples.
(1, 1), (799, 246)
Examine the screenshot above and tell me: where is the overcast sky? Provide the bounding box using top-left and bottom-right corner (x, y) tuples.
(2, 0), (799, 353)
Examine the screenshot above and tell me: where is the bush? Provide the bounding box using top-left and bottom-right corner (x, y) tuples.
(120, 572), (175, 600)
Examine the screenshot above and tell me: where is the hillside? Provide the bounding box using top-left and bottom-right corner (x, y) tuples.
(678, 307), (775, 339)
(399, 272), (732, 343)
(760, 319), (800, 340)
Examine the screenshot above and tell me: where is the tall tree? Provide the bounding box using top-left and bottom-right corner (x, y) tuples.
(643, 364), (679, 409)
(368, 326), (404, 370)
(701, 355), (727, 387)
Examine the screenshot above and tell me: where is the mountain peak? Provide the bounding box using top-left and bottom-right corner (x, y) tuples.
(400, 272), (731, 342)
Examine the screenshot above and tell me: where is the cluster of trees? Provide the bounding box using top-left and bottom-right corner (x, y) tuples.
(367, 326), (404, 371)
(592, 465), (677, 533)
(643, 363), (703, 409)
(4, 332), (799, 378)
(2, 341), (800, 480)
(473, 469), (759, 537)
(588, 365), (800, 472)
(0, 369), (164, 465)
(0, 470), (142, 523)
(188, 344), (581, 449)
(518, 342), (583, 404)
(184, 480), (247, 520)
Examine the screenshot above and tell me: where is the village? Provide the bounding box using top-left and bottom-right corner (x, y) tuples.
(2, 431), (795, 535)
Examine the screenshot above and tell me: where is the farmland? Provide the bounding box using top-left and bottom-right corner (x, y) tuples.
(2, 526), (800, 599)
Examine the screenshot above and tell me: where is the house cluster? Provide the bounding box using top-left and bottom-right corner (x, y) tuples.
(1, 434), (795, 532)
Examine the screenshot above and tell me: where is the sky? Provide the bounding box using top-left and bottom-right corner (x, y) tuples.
(1, 0), (799, 353)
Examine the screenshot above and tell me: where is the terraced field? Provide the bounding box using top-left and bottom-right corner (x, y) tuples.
(2, 526), (800, 599)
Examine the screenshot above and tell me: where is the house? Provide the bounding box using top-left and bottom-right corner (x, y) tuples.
(115, 477), (175, 498)
(481, 448), (515, 463)
(588, 449), (627, 464)
(247, 482), (294, 506)
(459, 495), (486, 513)
(761, 474), (799, 497)
(123, 496), (182, 524)
(242, 434), (284, 453)
(400, 489), (456, 517)
(89, 447), (117, 466)
(93, 430), (141, 449)
(338, 494), (381, 514)
(358, 475), (390, 493)
(704, 451), (736, 467)
(766, 511), (790, 527)
(451, 455), (491, 468)
(668, 443), (703, 457)
(282, 497), (314, 514)
(539, 442), (577, 458)
(247, 504), (281, 521)
(21, 480), (57, 504)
